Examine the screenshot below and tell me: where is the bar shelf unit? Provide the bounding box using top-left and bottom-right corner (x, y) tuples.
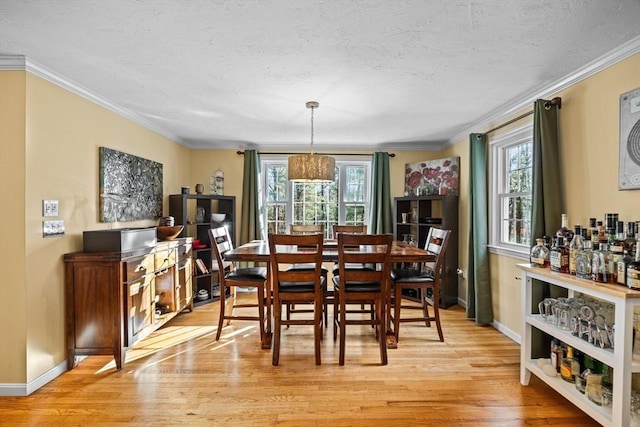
(519, 263), (640, 427)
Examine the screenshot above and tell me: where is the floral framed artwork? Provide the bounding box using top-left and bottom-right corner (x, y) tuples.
(404, 157), (459, 196)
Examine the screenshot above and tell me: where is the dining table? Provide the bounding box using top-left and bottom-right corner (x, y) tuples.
(223, 239), (433, 349)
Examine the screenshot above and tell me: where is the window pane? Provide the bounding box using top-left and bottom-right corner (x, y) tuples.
(344, 165), (365, 202)
(266, 165), (287, 202)
(508, 147), (519, 171)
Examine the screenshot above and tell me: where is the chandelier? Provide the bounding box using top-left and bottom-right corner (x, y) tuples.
(287, 101), (336, 183)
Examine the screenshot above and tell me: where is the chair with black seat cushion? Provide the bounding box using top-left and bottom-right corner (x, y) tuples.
(331, 224), (373, 324)
(286, 224), (329, 326)
(333, 233), (393, 366)
(390, 227), (451, 343)
(208, 226), (268, 343)
(268, 232), (324, 365)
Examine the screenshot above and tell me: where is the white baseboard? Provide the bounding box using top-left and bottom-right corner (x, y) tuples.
(457, 297), (521, 345)
(0, 360), (69, 396)
(491, 319), (521, 345)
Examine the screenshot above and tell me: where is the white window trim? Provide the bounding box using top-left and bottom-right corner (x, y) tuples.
(488, 123), (533, 260)
(260, 156), (371, 238)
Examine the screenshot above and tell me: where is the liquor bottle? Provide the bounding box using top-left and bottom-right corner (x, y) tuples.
(530, 238), (550, 268)
(560, 346), (580, 382)
(597, 221), (606, 245)
(609, 221), (625, 284)
(575, 236), (593, 279)
(592, 243), (609, 283)
(550, 338), (563, 373)
(618, 246), (632, 287)
(587, 217), (597, 242)
(550, 236), (569, 273)
(568, 225), (583, 275)
(628, 234), (640, 290)
(625, 221), (638, 253)
(556, 213), (574, 241)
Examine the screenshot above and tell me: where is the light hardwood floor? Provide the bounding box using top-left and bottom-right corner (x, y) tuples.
(0, 294), (598, 426)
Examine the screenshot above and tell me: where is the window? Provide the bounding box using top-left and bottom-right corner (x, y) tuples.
(262, 159), (370, 239)
(489, 124), (533, 258)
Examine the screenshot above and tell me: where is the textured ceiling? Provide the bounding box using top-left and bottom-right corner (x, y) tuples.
(1, 0), (639, 151)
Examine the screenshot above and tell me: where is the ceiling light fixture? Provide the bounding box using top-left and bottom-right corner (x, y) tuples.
(288, 101), (335, 183)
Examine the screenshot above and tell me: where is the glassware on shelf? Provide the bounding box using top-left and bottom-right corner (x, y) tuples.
(195, 206), (205, 223)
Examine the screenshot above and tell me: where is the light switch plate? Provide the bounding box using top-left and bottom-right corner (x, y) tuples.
(43, 220), (65, 237)
(43, 200), (59, 217)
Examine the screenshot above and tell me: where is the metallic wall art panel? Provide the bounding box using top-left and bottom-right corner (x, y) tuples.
(99, 147), (163, 222)
(619, 87), (640, 190)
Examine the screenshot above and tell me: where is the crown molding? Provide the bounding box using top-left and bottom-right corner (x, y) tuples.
(0, 55), (187, 146)
(446, 35), (640, 147)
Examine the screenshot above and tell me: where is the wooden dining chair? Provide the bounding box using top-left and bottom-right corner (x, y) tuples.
(390, 227), (451, 342)
(331, 224), (373, 321)
(268, 232), (325, 365)
(286, 223), (329, 326)
(208, 226), (268, 342)
(333, 233), (393, 365)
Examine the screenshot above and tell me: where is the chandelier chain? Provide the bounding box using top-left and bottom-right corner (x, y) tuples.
(310, 105), (315, 154)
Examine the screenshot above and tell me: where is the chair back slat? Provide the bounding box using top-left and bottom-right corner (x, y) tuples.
(290, 224), (324, 235)
(423, 227), (451, 280)
(332, 224), (367, 239)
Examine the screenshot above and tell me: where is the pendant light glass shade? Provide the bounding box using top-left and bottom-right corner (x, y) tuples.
(288, 101), (336, 183)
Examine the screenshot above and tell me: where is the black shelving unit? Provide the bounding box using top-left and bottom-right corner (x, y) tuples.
(169, 194), (236, 306)
(393, 195), (459, 308)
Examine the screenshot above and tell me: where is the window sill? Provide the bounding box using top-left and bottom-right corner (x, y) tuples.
(487, 244), (529, 261)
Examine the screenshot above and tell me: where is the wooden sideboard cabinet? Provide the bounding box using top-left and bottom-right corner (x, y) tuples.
(64, 238), (193, 370)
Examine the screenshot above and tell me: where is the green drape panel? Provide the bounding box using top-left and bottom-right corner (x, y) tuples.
(531, 99), (564, 300)
(239, 149), (262, 245)
(531, 99), (563, 244)
(467, 133), (493, 325)
(368, 152), (393, 234)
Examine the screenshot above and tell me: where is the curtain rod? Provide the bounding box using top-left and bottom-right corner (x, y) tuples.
(237, 150), (395, 157)
(481, 97), (562, 137)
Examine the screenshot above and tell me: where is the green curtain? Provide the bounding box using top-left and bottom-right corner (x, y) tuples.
(531, 99), (563, 245)
(239, 149), (262, 245)
(368, 152), (393, 234)
(531, 99), (564, 300)
(467, 133), (493, 325)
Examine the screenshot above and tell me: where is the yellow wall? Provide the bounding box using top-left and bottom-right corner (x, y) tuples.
(0, 71), (28, 383)
(0, 71), (192, 384)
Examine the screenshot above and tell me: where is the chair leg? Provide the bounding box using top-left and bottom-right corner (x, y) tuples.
(377, 296), (387, 365)
(314, 298), (322, 365)
(215, 285), (227, 341)
(422, 292), (432, 327)
(333, 292), (339, 340)
(432, 291), (444, 342)
(272, 300), (281, 366)
(394, 284), (402, 342)
(257, 284), (265, 344)
(339, 298), (347, 365)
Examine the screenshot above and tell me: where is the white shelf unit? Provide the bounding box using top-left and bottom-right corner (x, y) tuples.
(519, 264), (640, 427)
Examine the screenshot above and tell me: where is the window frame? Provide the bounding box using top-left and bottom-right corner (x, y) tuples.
(488, 123), (534, 260)
(260, 157), (371, 239)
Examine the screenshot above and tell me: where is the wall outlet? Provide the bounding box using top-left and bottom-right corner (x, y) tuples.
(43, 220), (65, 237)
(43, 200), (59, 217)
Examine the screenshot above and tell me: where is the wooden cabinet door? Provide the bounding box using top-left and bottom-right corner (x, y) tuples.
(126, 276), (154, 346)
(69, 262), (121, 350)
